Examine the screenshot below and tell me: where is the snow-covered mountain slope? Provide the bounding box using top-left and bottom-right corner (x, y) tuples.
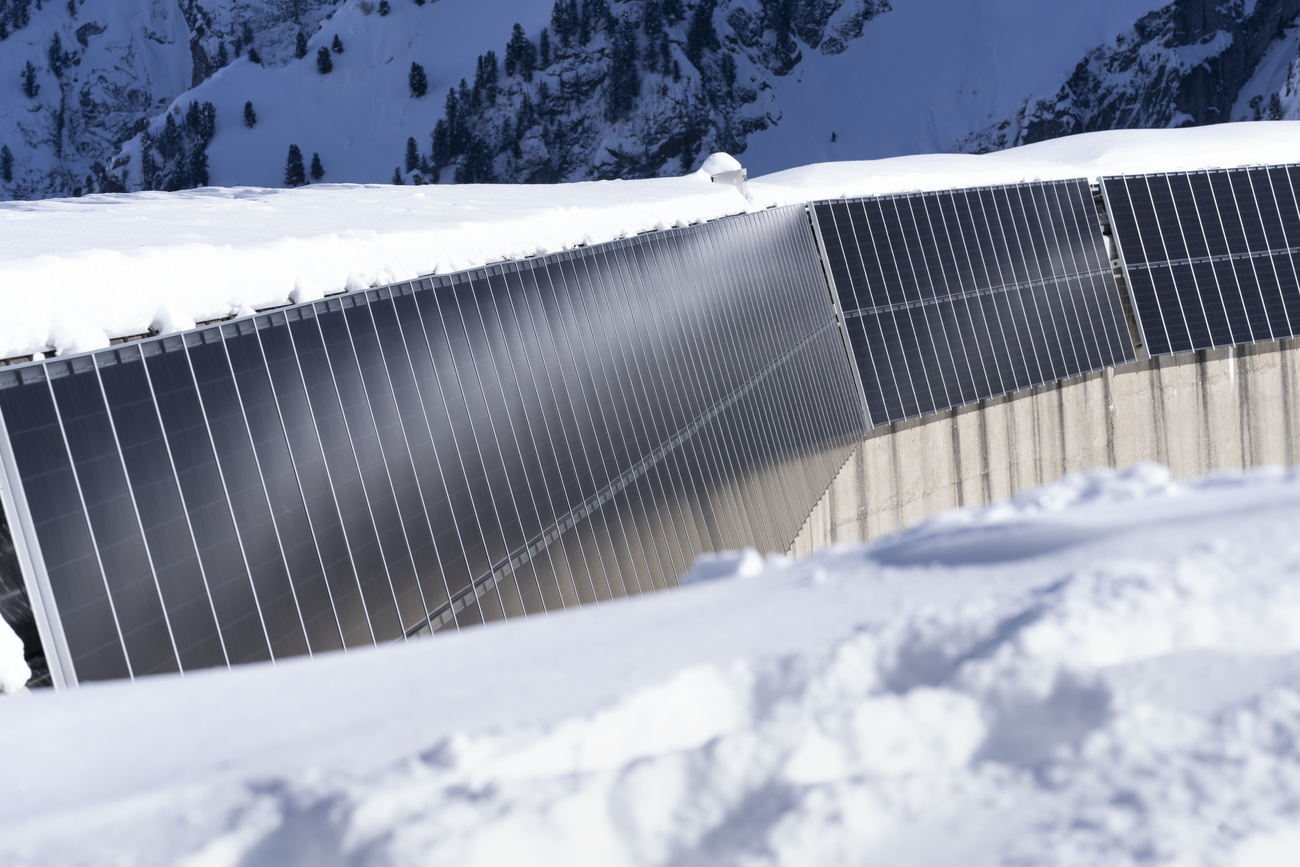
(739, 0), (1169, 172)
(960, 0), (1300, 153)
(13, 0), (1300, 200)
(0, 0), (344, 200)
(5, 122), (1300, 362)
(5, 463), (1300, 865)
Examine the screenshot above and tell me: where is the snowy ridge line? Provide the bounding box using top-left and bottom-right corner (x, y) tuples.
(836, 267), (1116, 320)
(416, 318), (842, 637)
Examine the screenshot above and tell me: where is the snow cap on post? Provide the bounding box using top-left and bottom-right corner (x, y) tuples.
(700, 152), (748, 199)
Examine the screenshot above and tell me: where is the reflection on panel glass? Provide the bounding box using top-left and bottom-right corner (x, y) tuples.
(815, 180), (1137, 427)
(1102, 165), (1300, 356)
(0, 205), (864, 685)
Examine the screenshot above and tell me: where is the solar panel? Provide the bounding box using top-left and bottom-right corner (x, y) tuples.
(0, 205), (865, 686)
(1101, 165), (1300, 356)
(812, 179), (1136, 427)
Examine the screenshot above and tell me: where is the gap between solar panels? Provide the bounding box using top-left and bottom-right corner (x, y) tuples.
(810, 179), (1137, 427)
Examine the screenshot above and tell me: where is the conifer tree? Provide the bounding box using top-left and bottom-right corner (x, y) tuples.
(539, 27), (551, 67)
(243, 100), (257, 128)
(21, 61), (39, 98)
(48, 32), (66, 77)
(1269, 93), (1285, 120)
(505, 23), (537, 81)
(310, 152), (324, 181)
(285, 144), (307, 187)
(642, 0), (663, 71)
(1, 145), (13, 183)
(606, 18), (640, 121)
(685, 0), (720, 68)
(215, 40), (229, 68)
(316, 46), (333, 73)
(190, 149), (210, 186)
(332, 34), (344, 53)
(379, 0), (390, 14)
(392, 166), (404, 184)
(405, 136), (419, 173)
(295, 31), (308, 59)
(662, 0), (685, 23)
(409, 61), (428, 97)
(248, 46), (262, 65)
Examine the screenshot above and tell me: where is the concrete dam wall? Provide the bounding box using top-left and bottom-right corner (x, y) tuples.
(791, 337), (1300, 554)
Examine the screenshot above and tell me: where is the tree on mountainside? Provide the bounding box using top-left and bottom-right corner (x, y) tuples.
(1, 145), (13, 183)
(409, 61), (428, 97)
(1268, 93), (1284, 120)
(295, 31), (308, 59)
(405, 136), (419, 172)
(606, 18), (640, 121)
(48, 32), (68, 77)
(21, 61), (39, 98)
(310, 152), (324, 181)
(316, 46), (333, 73)
(505, 23), (537, 82)
(685, 0), (720, 69)
(392, 166), (403, 184)
(215, 40), (229, 69)
(244, 100), (257, 127)
(285, 144), (307, 186)
(332, 34), (344, 54)
(247, 46), (262, 65)
(379, 0), (390, 14)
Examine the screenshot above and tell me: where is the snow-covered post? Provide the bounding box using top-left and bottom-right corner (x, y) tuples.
(701, 152), (748, 200)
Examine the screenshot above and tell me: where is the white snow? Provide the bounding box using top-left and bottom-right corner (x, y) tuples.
(739, 0), (1169, 174)
(5, 463), (1300, 864)
(5, 123), (1300, 361)
(0, 617), (30, 695)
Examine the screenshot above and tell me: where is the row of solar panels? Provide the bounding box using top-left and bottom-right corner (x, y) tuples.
(0, 207), (864, 686)
(813, 164), (1300, 428)
(6, 162), (1300, 687)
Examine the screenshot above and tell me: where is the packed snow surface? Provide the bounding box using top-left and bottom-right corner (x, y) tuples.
(5, 464), (1300, 864)
(4, 123), (1300, 361)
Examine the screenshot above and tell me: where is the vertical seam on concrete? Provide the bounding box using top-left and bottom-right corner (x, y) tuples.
(1103, 368), (1117, 470)
(951, 409), (965, 508)
(1198, 350), (1215, 472)
(1239, 345), (1253, 468)
(1283, 339), (1296, 467)
(889, 423), (904, 532)
(978, 398), (992, 506)
(1056, 381), (1069, 478)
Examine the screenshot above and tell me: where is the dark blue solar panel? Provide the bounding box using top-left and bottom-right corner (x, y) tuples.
(1104, 164), (1300, 356)
(814, 179), (1135, 426)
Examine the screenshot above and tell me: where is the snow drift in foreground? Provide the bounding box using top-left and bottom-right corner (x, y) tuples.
(5, 463), (1300, 865)
(4, 123), (1300, 361)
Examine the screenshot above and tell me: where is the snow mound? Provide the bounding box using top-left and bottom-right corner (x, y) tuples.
(7, 465), (1300, 864)
(699, 152), (744, 176)
(751, 122), (1300, 202)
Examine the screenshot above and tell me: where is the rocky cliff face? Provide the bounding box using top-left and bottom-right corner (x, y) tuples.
(7, 0), (1300, 201)
(960, 0), (1300, 153)
(0, 0), (342, 200)
(422, 0), (890, 185)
